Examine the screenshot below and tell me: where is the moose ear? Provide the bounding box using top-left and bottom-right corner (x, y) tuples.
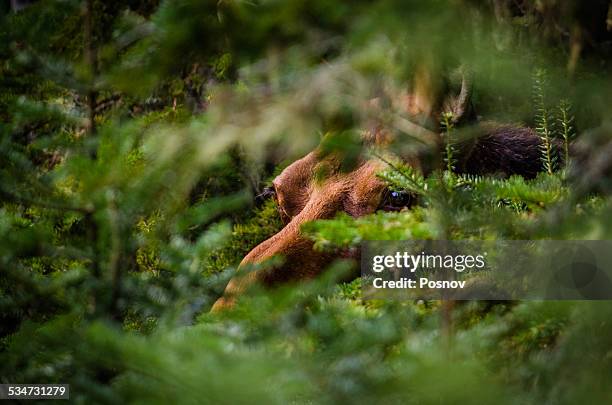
(403, 65), (474, 129)
(440, 67), (475, 126)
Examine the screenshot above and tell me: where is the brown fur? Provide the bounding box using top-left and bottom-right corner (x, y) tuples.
(211, 156), (387, 310)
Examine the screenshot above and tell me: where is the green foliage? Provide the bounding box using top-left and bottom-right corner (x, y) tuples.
(2, 0), (612, 404)
(377, 162), (428, 196)
(204, 199), (283, 275)
(304, 209), (435, 249)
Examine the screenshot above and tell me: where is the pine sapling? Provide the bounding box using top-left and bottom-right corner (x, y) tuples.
(558, 99), (574, 170)
(533, 69), (555, 175)
(441, 111), (456, 174)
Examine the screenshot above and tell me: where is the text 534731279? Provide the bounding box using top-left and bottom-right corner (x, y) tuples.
(0, 384), (69, 400)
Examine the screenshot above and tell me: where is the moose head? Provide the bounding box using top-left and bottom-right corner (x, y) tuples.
(211, 70), (545, 311)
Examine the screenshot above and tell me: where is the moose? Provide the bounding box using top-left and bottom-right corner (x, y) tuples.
(211, 69), (550, 311)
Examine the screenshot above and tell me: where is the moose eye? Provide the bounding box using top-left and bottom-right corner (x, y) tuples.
(379, 189), (413, 211)
(255, 186), (276, 206)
